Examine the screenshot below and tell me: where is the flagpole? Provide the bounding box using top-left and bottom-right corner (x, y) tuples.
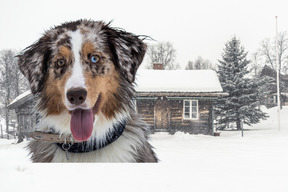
(275, 16), (281, 131)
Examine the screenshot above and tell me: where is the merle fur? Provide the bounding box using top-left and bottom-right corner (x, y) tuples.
(18, 20), (147, 94)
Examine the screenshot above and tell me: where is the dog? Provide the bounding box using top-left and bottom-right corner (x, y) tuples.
(18, 20), (158, 162)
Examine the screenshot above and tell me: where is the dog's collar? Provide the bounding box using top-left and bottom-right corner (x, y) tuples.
(30, 120), (126, 153)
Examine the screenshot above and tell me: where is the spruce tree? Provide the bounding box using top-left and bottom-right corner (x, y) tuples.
(215, 37), (268, 130)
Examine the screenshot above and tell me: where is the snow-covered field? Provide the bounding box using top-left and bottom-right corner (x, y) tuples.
(0, 106), (288, 192)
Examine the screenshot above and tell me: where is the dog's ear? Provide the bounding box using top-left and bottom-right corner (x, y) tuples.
(105, 26), (147, 83)
(18, 35), (51, 94)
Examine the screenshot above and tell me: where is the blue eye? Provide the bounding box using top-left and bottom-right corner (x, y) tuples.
(90, 55), (100, 64)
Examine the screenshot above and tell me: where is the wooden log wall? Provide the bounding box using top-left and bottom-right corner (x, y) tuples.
(136, 99), (155, 129)
(136, 98), (213, 135)
(169, 100), (212, 134)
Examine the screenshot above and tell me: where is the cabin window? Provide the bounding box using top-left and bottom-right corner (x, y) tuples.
(183, 100), (198, 120)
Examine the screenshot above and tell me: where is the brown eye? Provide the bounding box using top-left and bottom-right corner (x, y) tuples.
(90, 55), (100, 64)
(56, 59), (66, 67)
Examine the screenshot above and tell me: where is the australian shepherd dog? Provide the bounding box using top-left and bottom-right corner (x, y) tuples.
(18, 20), (158, 162)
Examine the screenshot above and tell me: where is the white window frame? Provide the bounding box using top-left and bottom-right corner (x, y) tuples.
(183, 100), (198, 120)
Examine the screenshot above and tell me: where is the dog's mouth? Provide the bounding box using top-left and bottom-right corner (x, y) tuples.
(69, 94), (102, 142)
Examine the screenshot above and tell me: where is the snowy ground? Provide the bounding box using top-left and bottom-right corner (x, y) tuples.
(0, 106), (288, 192)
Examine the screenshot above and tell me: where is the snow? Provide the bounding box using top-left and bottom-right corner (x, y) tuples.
(135, 70), (223, 92)
(1, 106), (288, 192)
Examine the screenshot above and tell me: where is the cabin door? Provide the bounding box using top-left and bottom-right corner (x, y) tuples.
(154, 97), (170, 131)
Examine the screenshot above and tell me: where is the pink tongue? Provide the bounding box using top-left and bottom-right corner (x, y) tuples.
(70, 109), (94, 141)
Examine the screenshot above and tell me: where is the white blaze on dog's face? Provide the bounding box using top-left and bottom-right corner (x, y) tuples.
(17, 20), (147, 142)
(65, 30), (88, 110)
(63, 30), (96, 141)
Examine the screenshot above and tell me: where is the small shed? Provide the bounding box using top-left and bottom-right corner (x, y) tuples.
(135, 69), (227, 135)
(260, 65), (288, 107)
(7, 91), (36, 139)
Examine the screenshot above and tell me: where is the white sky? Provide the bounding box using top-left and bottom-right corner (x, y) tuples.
(0, 0), (287, 68)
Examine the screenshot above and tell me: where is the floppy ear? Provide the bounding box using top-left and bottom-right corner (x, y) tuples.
(106, 26), (147, 83)
(18, 36), (51, 94)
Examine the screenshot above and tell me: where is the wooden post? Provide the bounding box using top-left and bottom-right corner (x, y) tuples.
(241, 120), (244, 137)
(275, 16), (281, 131)
(211, 102), (214, 136)
(1, 124), (3, 138)
(13, 122), (16, 139)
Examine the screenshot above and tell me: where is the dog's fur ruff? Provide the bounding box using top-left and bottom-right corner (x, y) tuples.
(18, 20), (158, 162)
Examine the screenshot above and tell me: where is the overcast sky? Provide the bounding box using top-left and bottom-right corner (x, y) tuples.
(0, 0), (287, 68)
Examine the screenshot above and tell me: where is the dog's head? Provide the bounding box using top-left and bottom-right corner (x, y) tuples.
(18, 20), (146, 141)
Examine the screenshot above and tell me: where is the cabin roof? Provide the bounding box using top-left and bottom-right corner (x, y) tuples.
(135, 70), (223, 93)
(7, 90), (33, 109)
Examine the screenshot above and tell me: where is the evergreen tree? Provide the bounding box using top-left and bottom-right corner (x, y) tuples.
(215, 37), (268, 130)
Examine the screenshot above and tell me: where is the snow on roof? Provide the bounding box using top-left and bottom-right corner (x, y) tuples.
(8, 90), (32, 108)
(135, 70), (223, 93)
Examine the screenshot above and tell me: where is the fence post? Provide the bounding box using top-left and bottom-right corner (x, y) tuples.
(1, 124), (3, 138)
(241, 120), (244, 137)
(13, 123), (16, 139)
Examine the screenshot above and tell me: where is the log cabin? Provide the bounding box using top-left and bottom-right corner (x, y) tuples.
(135, 65), (227, 135)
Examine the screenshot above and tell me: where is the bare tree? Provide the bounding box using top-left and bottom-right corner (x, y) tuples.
(0, 49), (29, 139)
(249, 52), (264, 77)
(0, 50), (14, 138)
(186, 61), (194, 70)
(146, 41), (179, 69)
(185, 56), (214, 70)
(258, 32), (288, 108)
(260, 32), (288, 74)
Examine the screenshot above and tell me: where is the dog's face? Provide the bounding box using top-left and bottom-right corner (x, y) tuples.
(18, 20), (146, 141)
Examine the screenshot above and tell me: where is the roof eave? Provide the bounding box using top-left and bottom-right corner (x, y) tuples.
(7, 93), (34, 109)
(136, 92), (229, 97)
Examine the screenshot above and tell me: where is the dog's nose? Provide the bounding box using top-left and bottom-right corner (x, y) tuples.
(66, 88), (87, 105)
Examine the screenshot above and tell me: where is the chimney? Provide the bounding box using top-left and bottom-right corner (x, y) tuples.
(153, 63), (163, 70)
